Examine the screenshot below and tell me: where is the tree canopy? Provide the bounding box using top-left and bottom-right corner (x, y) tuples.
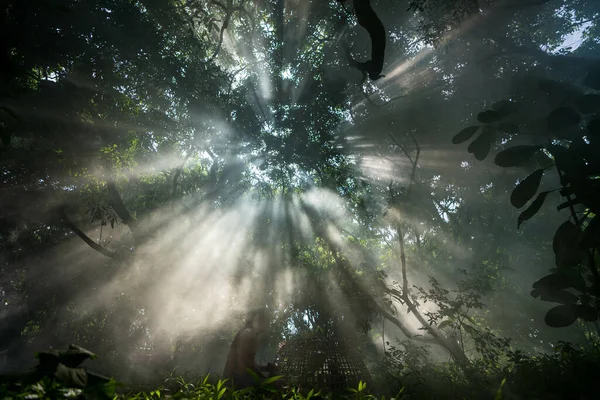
(1, 0), (600, 396)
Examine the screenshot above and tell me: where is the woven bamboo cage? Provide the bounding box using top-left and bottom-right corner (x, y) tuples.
(274, 336), (372, 393)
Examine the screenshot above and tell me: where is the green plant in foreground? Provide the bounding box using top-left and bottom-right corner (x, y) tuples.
(0, 344), (117, 399)
(348, 381), (405, 400)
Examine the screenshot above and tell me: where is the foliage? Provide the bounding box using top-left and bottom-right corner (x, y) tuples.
(375, 334), (600, 400)
(4, 339), (600, 400)
(0, 345), (117, 399)
(1, 0), (600, 397)
(453, 66), (600, 328)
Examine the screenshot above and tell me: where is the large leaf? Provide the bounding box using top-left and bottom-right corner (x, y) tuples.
(582, 215), (600, 249)
(583, 67), (600, 90)
(547, 145), (582, 177)
(498, 122), (520, 134)
(547, 107), (581, 133)
(533, 273), (573, 292)
(438, 319), (454, 329)
(510, 169), (544, 209)
(492, 100), (518, 118)
(55, 363), (88, 388)
(578, 305), (598, 322)
(533, 272), (586, 293)
(468, 126), (495, 160)
(575, 94), (600, 114)
(477, 110), (502, 123)
(553, 221), (581, 269)
(58, 344), (97, 368)
(36, 350), (61, 372)
(544, 304), (578, 327)
(495, 145), (542, 167)
(539, 79), (580, 98)
(517, 191), (549, 228)
(530, 288), (578, 304)
(452, 126), (479, 144)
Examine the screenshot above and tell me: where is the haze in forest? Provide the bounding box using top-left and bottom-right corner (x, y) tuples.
(1, 0), (600, 396)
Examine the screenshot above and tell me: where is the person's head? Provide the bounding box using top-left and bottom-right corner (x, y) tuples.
(245, 308), (270, 332)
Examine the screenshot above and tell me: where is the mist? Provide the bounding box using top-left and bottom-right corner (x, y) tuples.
(1, 0), (600, 397)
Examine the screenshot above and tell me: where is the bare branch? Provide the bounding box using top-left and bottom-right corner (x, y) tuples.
(204, 0), (254, 63)
(58, 206), (119, 260)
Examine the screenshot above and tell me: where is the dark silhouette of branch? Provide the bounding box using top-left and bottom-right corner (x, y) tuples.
(58, 206), (119, 259)
(359, 85), (407, 107)
(106, 179), (140, 241)
(567, 16), (600, 29)
(341, 0), (386, 80)
(389, 132), (420, 190)
(204, 0), (253, 63)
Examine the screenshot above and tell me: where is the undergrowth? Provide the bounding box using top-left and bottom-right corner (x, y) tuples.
(2, 339), (600, 399)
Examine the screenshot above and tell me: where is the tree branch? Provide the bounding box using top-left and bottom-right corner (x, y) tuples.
(58, 206), (119, 260)
(106, 179), (140, 241)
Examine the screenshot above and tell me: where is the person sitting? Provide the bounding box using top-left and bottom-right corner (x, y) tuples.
(222, 308), (277, 388)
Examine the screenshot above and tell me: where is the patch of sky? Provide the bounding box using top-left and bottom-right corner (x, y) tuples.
(543, 6), (593, 54)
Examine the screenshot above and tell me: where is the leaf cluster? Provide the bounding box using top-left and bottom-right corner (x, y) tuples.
(453, 67), (600, 328)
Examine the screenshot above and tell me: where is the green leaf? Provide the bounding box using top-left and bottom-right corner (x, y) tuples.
(553, 221), (581, 269)
(578, 305), (598, 322)
(468, 125), (495, 160)
(261, 375), (283, 385)
(498, 122), (520, 134)
(510, 169), (544, 209)
(495, 378), (506, 400)
(358, 381), (366, 391)
(547, 107), (581, 133)
(530, 289), (578, 304)
(575, 94), (600, 114)
(438, 319), (454, 329)
(477, 110), (502, 123)
(517, 191), (549, 228)
(452, 126), (479, 144)
(495, 145), (542, 167)
(583, 67), (600, 90)
(532, 273), (570, 292)
(533, 272), (585, 293)
(547, 145), (581, 176)
(492, 100), (518, 118)
(245, 368), (261, 383)
(545, 304), (578, 328)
